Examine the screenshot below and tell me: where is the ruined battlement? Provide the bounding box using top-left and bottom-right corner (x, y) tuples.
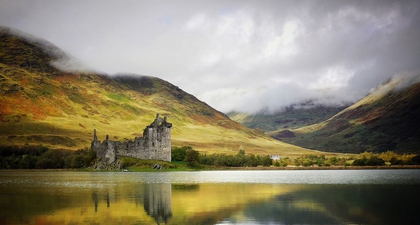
(91, 114), (172, 164)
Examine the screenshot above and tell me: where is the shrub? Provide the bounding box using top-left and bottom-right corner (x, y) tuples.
(185, 148), (200, 167)
(172, 146), (192, 161)
(366, 156), (385, 166)
(352, 157), (367, 166)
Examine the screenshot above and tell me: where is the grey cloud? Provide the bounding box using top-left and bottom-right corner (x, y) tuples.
(1, 0), (419, 113)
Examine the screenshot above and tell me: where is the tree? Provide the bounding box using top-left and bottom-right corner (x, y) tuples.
(172, 146), (191, 161)
(245, 154), (258, 167)
(366, 156), (385, 166)
(18, 155), (37, 169)
(279, 157), (289, 167)
(390, 156), (403, 165)
(260, 155), (273, 167)
(185, 148), (200, 167)
(408, 155), (420, 165)
(352, 157), (367, 166)
(70, 155), (85, 168)
(326, 156), (339, 166)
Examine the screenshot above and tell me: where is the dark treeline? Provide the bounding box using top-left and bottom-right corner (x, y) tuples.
(172, 146), (273, 167)
(173, 146), (420, 168)
(0, 145), (96, 169)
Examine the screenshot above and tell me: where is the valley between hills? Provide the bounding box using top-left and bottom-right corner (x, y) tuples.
(230, 76), (420, 154)
(276, 79), (420, 154)
(0, 26), (322, 157)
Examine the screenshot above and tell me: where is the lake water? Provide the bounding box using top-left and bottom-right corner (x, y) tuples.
(1, 170), (419, 225)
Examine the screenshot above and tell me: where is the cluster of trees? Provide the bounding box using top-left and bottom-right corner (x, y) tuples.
(171, 146), (200, 167)
(0, 145), (96, 169)
(173, 146), (420, 168)
(200, 150), (273, 167)
(172, 146), (273, 167)
(352, 151), (420, 166)
(282, 155), (350, 167)
(277, 151), (420, 167)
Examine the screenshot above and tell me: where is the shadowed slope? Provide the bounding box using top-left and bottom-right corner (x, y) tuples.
(271, 76), (420, 153)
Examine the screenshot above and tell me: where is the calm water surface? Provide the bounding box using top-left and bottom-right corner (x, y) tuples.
(0, 170), (419, 225)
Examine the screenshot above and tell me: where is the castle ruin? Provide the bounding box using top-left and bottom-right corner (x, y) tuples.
(91, 114), (172, 164)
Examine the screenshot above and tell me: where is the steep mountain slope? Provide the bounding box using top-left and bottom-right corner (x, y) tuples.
(0, 26), (317, 156)
(271, 76), (420, 154)
(228, 102), (347, 132)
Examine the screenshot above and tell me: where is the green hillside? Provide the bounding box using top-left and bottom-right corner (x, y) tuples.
(0, 26), (319, 157)
(270, 77), (420, 154)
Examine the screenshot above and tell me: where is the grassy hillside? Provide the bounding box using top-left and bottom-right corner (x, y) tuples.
(270, 76), (420, 154)
(0, 26), (319, 157)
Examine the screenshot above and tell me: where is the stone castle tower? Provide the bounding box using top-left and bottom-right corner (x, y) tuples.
(91, 114), (172, 164)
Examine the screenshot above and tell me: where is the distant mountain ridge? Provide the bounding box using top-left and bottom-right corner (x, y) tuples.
(269, 75), (420, 154)
(0, 26), (316, 156)
(228, 102), (347, 132)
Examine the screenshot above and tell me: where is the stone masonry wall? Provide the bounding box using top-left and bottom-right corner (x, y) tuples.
(91, 114), (172, 164)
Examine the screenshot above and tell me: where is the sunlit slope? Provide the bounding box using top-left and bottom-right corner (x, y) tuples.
(272, 76), (420, 153)
(0, 27), (317, 156)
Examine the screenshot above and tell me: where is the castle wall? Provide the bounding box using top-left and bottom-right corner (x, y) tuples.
(91, 114), (172, 164)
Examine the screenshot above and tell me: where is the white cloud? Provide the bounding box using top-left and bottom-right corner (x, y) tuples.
(264, 20), (302, 59)
(310, 65), (355, 90)
(185, 13), (208, 30)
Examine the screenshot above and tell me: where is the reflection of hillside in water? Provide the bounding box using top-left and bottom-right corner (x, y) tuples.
(3, 170), (419, 225)
(235, 185), (420, 225)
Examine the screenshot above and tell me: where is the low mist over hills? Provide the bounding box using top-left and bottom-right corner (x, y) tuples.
(228, 102), (348, 132)
(0, 26), (316, 156)
(267, 75), (420, 154)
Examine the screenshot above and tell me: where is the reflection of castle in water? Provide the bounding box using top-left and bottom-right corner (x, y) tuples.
(91, 183), (172, 224)
(92, 192), (110, 212)
(143, 183), (172, 224)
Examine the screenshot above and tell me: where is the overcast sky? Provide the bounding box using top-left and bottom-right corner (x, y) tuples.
(1, 0), (419, 113)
